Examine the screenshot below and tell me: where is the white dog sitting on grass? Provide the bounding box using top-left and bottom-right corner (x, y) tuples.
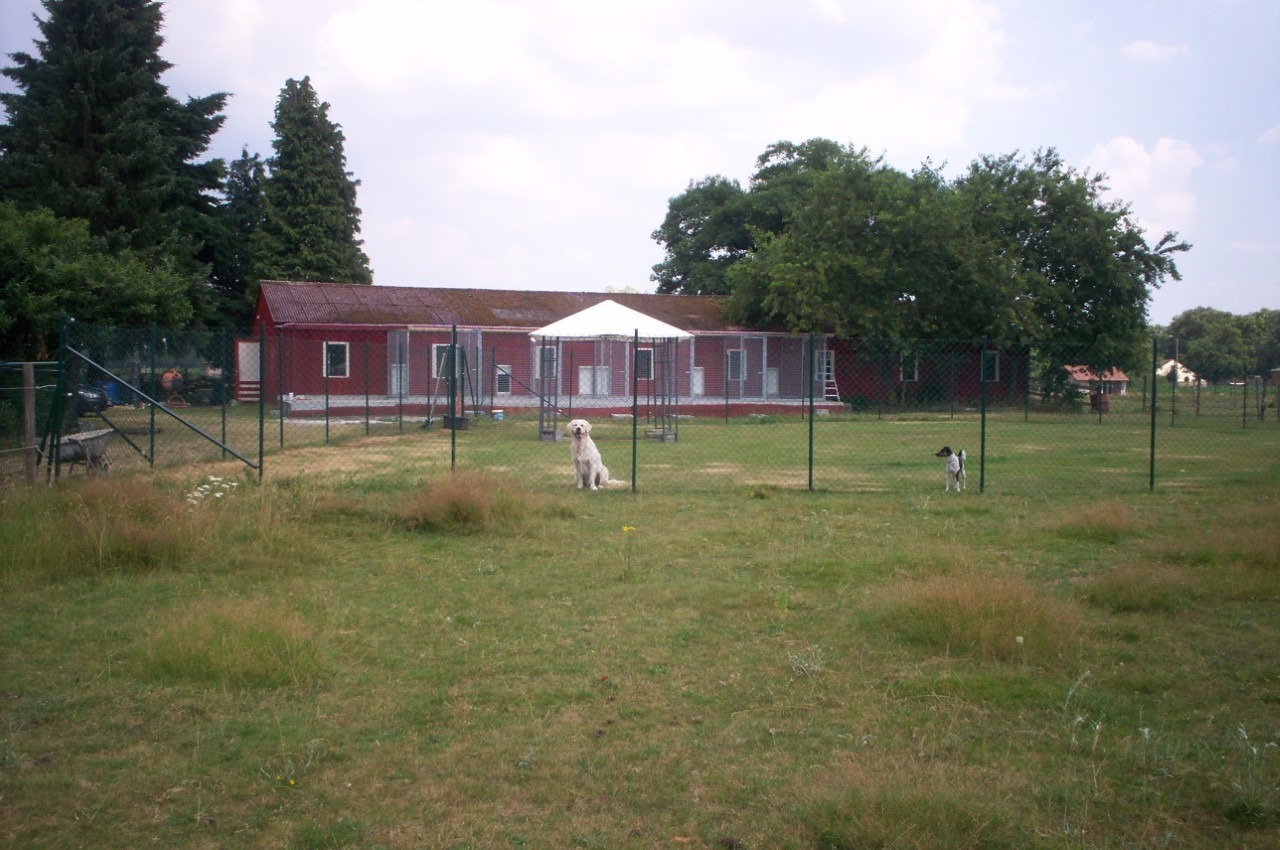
(567, 419), (617, 490)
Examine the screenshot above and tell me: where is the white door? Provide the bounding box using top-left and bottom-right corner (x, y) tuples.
(765, 367), (779, 397)
(691, 366), (704, 397)
(578, 365), (610, 396)
(236, 340), (261, 400)
(388, 331), (409, 395)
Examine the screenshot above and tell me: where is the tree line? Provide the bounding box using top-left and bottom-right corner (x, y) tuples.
(0, 0), (370, 359)
(1157, 307), (1280, 386)
(652, 139), (1196, 379)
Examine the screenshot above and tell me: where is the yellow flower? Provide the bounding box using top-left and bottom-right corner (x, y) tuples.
(622, 525), (636, 533)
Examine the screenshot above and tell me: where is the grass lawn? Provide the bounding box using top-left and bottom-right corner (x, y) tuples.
(1, 419), (1277, 849)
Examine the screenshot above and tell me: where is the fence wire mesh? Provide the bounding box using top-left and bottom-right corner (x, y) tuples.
(3, 322), (1275, 493)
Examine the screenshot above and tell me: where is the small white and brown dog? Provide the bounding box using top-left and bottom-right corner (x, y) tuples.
(567, 419), (612, 490)
(935, 446), (966, 492)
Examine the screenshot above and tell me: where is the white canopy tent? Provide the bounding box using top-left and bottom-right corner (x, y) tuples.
(529, 300), (691, 441)
(529, 299), (692, 341)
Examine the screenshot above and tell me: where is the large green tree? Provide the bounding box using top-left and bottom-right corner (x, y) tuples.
(650, 139), (867, 297)
(0, 0), (227, 274)
(0, 202), (192, 359)
(726, 151), (903, 336)
(649, 176), (750, 296)
(655, 140), (1190, 364)
(956, 150), (1188, 369)
(254, 77), (372, 284)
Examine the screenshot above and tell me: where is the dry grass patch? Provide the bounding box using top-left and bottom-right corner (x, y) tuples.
(806, 750), (1033, 850)
(144, 597), (322, 688)
(1054, 500), (1142, 545)
(395, 470), (558, 533)
(1076, 561), (1198, 613)
(1152, 500), (1279, 567)
(872, 570), (1087, 667)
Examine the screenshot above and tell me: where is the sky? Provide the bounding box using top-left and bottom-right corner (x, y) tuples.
(2, 0), (1277, 326)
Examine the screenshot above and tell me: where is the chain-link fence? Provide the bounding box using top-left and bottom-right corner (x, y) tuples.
(4, 322), (1275, 494)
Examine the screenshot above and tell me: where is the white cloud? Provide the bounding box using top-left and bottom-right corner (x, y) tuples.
(317, 0), (527, 91)
(1083, 136), (1203, 237)
(1122, 40), (1191, 62)
(1259, 124), (1280, 145)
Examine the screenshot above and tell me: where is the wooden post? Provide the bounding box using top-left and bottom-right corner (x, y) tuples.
(22, 362), (37, 485)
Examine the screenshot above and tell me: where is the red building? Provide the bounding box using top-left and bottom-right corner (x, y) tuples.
(237, 281), (839, 418)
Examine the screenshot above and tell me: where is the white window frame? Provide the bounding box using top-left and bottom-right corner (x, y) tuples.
(323, 341), (349, 378)
(432, 343), (465, 380)
(900, 355), (919, 383)
(495, 364), (512, 395)
(727, 349), (745, 382)
(634, 347), (654, 381)
(539, 345), (558, 381)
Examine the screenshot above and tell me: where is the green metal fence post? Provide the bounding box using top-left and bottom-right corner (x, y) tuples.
(1149, 336), (1157, 492)
(220, 328), (228, 459)
(50, 316), (69, 481)
(450, 325), (458, 469)
(632, 329), (639, 493)
(278, 330), (285, 449)
(149, 322), (158, 466)
(979, 336), (988, 494)
(807, 332), (815, 492)
(324, 336), (330, 445)
(1242, 379), (1248, 430)
(1024, 345), (1031, 423)
(258, 321), (266, 483)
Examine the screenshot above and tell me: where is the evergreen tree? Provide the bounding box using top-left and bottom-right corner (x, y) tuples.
(255, 77), (372, 284)
(0, 0), (227, 268)
(205, 147), (267, 328)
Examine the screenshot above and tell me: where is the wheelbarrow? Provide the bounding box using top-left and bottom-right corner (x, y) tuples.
(51, 428), (113, 476)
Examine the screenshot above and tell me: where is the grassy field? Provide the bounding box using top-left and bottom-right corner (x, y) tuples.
(1, 421), (1277, 849)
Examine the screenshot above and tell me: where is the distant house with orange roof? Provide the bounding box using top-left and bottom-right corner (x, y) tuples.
(1064, 364), (1129, 395)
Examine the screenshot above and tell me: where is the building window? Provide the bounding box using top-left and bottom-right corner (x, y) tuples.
(982, 349), (1000, 382)
(324, 341), (349, 378)
(900, 355), (919, 382)
(539, 346), (558, 380)
(634, 347), (653, 380)
(432, 343), (456, 379)
(496, 365), (512, 395)
(727, 349), (744, 382)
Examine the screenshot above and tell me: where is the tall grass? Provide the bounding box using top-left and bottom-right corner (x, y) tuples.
(0, 477), (213, 583)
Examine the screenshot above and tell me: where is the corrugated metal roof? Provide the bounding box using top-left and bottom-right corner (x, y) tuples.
(257, 280), (746, 333)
